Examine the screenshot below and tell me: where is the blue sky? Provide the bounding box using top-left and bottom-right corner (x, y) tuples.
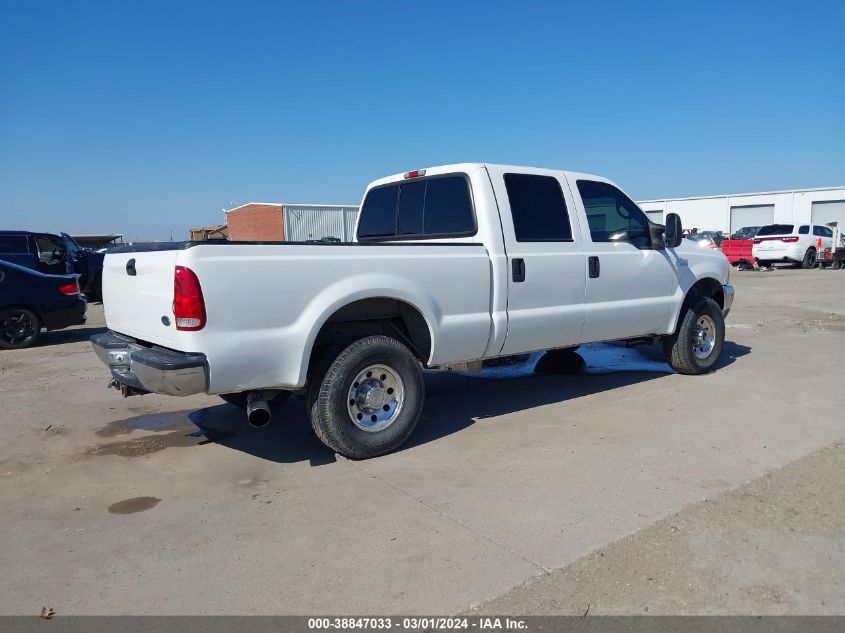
(1, 0), (843, 241)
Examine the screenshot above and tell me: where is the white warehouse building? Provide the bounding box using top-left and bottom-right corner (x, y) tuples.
(637, 186), (845, 235)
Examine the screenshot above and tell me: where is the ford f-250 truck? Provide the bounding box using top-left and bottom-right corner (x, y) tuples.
(91, 164), (734, 458)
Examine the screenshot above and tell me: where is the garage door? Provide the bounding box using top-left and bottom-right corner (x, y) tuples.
(645, 210), (664, 223)
(730, 205), (774, 234)
(811, 200), (845, 230)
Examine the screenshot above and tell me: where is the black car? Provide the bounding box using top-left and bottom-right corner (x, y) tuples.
(0, 260), (87, 349)
(0, 230), (105, 299)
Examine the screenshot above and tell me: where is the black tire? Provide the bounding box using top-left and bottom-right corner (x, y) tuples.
(219, 391), (291, 408)
(93, 274), (103, 302)
(662, 297), (725, 375)
(307, 335), (424, 459)
(801, 248), (817, 269)
(0, 307), (41, 350)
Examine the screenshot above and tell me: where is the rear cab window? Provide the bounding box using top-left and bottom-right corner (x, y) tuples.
(757, 224), (794, 236)
(357, 174), (475, 241)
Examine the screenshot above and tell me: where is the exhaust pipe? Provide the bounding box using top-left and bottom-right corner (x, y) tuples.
(246, 391), (271, 428)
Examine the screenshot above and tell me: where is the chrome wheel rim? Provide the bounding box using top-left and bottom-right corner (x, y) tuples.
(0, 311), (38, 348)
(347, 364), (404, 432)
(693, 315), (716, 360)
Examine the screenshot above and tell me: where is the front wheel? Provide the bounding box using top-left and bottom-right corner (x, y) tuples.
(662, 297), (725, 375)
(307, 335), (424, 459)
(0, 308), (41, 349)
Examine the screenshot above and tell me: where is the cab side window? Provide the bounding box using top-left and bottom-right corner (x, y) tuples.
(576, 180), (651, 248)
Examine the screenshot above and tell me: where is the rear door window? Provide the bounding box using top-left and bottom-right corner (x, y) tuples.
(358, 175), (475, 240)
(504, 174), (572, 241)
(0, 235), (29, 254)
(757, 224), (794, 236)
(813, 226), (833, 237)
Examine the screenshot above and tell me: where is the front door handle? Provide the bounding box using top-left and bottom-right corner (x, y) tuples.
(512, 258), (526, 282)
(588, 256), (600, 278)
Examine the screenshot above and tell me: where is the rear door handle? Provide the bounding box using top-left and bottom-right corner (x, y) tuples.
(512, 258), (526, 282)
(588, 256), (600, 278)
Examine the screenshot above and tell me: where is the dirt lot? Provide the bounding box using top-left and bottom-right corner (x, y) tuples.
(1, 269), (844, 615)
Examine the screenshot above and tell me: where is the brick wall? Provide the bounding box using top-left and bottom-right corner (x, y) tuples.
(226, 204), (285, 241)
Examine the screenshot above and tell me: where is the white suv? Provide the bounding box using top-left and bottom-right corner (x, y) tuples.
(752, 223), (833, 268)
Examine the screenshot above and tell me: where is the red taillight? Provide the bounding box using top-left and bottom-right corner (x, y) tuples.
(752, 238), (762, 244)
(404, 169), (426, 179)
(173, 266), (206, 331)
(59, 280), (80, 295)
(781, 236), (799, 243)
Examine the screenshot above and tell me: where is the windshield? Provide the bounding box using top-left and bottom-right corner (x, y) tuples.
(757, 224), (794, 236)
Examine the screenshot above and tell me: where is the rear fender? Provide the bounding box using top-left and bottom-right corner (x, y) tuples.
(295, 273), (439, 387)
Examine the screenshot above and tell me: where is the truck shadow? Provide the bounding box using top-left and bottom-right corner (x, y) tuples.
(187, 340), (750, 465)
(35, 326), (108, 347)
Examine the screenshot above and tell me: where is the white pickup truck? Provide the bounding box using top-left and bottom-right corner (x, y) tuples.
(92, 163), (734, 458)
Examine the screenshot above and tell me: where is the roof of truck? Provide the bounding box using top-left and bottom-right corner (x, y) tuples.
(366, 163), (611, 190)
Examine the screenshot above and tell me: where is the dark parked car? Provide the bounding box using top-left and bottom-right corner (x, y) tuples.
(0, 231), (105, 299)
(731, 226), (761, 240)
(0, 260), (87, 349)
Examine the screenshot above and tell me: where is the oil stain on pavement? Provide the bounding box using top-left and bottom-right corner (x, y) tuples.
(88, 408), (220, 457)
(108, 496), (161, 514)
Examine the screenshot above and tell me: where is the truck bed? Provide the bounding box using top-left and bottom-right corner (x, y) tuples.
(102, 240), (495, 392)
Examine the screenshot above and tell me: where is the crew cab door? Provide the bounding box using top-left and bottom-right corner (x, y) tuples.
(489, 168), (586, 355)
(568, 177), (675, 342)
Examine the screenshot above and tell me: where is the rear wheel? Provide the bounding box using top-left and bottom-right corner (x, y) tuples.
(801, 248), (817, 269)
(0, 308), (41, 349)
(307, 335), (424, 459)
(662, 297), (724, 375)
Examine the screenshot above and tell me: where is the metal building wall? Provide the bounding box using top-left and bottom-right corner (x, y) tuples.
(283, 205), (360, 242)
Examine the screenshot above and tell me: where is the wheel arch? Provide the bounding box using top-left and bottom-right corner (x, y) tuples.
(0, 304), (44, 323)
(299, 290), (437, 387)
(669, 277), (724, 334)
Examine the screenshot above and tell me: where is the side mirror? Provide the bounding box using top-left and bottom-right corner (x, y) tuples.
(664, 213), (683, 248)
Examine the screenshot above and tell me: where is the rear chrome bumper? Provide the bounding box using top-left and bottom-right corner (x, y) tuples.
(722, 284), (735, 318)
(90, 331), (207, 396)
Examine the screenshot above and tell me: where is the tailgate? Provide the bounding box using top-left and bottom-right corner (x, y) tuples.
(102, 250), (182, 346)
